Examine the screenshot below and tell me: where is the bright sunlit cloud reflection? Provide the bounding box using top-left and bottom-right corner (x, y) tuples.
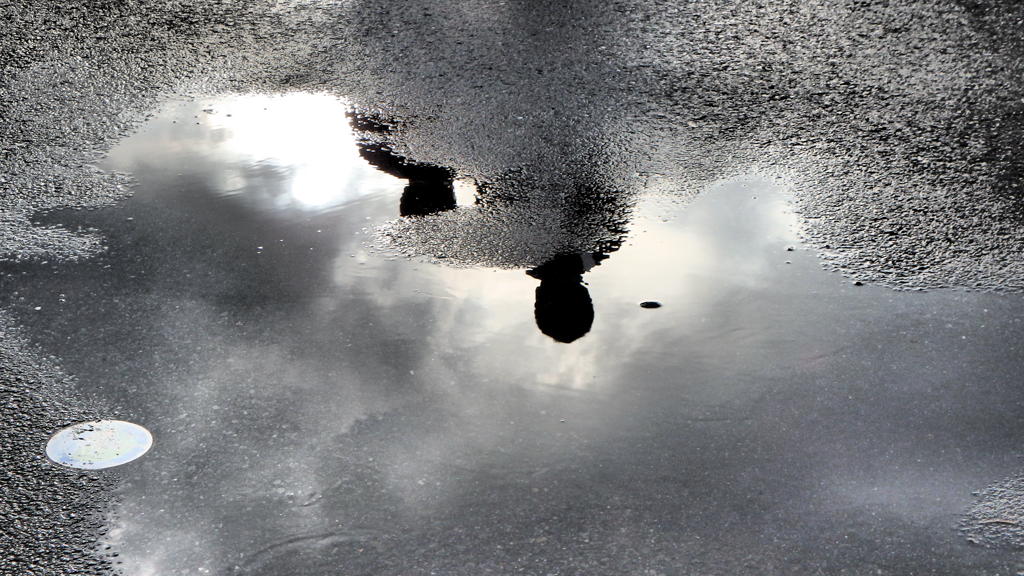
(201, 92), (403, 211)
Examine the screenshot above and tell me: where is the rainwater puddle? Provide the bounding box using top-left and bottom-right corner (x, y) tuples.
(3, 92), (1024, 574)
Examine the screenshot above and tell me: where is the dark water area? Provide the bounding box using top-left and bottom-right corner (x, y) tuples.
(3, 94), (1024, 574)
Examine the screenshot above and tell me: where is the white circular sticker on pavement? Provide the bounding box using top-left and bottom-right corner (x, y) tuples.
(46, 420), (153, 470)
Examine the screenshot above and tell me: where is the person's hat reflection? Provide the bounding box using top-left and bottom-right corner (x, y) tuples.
(527, 253), (607, 344)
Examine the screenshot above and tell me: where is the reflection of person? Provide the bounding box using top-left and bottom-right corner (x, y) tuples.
(357, 143), (457, 217)
(527, 253), (607, 343)
(349, 111), (630, 345)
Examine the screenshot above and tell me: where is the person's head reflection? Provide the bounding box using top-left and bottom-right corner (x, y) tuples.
(527, 253), (607, 344)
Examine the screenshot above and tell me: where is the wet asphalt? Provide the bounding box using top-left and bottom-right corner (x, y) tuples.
(2, 1), (1024, 575)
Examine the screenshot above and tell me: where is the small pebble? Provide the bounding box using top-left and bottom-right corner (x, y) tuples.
(640, 301), (662, 309)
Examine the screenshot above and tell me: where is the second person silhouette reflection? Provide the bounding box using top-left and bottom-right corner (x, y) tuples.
(357, 142), (457, 217)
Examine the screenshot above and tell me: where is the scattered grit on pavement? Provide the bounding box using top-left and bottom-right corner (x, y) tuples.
(2, 0), (1024, 572)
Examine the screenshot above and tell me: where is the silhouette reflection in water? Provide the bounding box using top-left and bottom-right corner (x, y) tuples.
(527, 252), (607, 343)
(350, 112), (628, 344)
(357, 142), (457, 217)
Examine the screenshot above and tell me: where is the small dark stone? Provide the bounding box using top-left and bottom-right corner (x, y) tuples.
(853, 281), (864, 286)
(640, 301), (662, 309)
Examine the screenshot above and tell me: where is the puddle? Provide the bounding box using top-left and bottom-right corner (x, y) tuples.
(3, 92), (1024, 574)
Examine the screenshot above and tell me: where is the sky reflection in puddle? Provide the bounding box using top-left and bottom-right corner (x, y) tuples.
(5, 93), (1024, 574)
(116, 93), (405, 215)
